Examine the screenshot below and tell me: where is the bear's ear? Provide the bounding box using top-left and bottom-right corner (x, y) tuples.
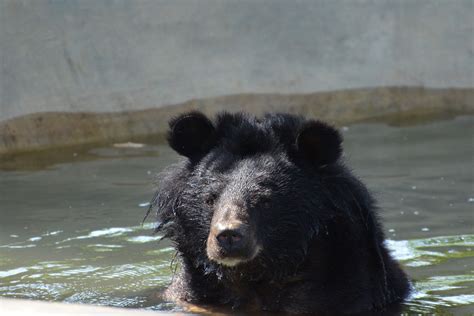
(296, 120), (342, 166)
(167, 111), (216, 160)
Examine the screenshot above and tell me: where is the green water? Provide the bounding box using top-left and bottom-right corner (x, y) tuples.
(0, 116), (473, 314)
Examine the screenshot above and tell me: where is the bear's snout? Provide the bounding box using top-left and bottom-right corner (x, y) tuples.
(206, 204), (261, 267)
(208, 220), (250, 255)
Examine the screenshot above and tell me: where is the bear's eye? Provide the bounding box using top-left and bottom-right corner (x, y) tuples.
(205, 194), (217, 206)
(260, 198), (271, 209)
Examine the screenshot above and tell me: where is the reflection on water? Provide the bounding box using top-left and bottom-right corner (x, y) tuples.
(0, 116), (473, 314)
(387, 236), (474, 313)
(0, 223), (176, 310)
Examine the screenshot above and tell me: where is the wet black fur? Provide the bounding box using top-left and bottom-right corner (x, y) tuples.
(149, 112), (411, 315)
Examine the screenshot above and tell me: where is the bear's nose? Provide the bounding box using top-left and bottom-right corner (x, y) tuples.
(216, 228), (244, 251)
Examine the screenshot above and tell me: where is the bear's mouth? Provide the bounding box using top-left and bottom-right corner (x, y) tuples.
(212, 257), (248, 267)
(207, 244), (262, 267)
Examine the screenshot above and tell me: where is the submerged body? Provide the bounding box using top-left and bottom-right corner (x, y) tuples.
(149, 112), (410, 314)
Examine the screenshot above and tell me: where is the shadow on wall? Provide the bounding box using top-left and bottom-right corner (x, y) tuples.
(0, 87), (473, 157)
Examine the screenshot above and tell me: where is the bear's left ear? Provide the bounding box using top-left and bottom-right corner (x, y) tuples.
(167, 111), (217, 160)
(296, 120), (343, 166)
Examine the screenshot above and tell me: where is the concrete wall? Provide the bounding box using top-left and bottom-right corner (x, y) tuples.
(1, 0), (473, 122)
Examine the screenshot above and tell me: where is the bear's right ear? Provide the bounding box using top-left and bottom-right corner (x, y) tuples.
(296, 120), (343, 166)
(167, 111), (217, 160)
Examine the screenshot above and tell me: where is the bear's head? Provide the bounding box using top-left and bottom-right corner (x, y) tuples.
(151, 111), (344, 281)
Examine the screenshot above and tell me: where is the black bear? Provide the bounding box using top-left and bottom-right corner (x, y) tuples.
(147, 111), (411, 315)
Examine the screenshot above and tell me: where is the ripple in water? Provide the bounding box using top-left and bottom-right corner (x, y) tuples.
(1, 223), (473, 312)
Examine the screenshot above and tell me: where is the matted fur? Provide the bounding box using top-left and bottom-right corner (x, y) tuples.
(148, 112), (410, 314)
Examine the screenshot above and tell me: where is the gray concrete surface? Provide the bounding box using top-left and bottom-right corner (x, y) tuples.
(1, 0), (473, 122)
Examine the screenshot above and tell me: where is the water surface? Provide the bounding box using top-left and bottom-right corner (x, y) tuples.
(0, 116), (473, 314)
